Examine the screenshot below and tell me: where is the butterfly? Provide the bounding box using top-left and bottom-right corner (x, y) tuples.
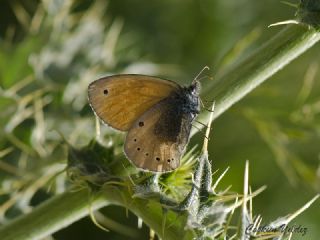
(88, 74), (201, 172)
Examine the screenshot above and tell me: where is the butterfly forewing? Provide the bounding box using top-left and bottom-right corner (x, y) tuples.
(124, 99), (192, 172)
(88, 74), (179, 131)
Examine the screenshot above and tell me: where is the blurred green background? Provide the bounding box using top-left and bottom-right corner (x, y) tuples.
(0, 0), (319, 239)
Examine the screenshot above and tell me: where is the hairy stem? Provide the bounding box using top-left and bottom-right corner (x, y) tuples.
(0, 187), (192, 240)
(0, 190), (107, 240)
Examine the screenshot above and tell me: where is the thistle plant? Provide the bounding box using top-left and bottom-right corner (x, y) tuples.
(0, 0), (320, 239)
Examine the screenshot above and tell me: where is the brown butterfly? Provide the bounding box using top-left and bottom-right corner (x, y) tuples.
(88, 74), (200, 172)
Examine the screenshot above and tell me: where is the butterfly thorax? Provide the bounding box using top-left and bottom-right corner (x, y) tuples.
(179, 82), (201, 116)
(153, 83), (200, 143)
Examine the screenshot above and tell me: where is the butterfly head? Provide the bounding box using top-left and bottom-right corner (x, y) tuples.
(189, 65), (209, 95)
(190, 78), (201, 95)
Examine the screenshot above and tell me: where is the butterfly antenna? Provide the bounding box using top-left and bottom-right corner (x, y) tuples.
(192, 66), (210, 84)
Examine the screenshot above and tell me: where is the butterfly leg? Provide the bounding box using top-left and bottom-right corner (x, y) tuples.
(191, 124), (210, 141)
(202, 99), (215, 103)
(194, 119), (209, 128)
(199, 98), (216, 112)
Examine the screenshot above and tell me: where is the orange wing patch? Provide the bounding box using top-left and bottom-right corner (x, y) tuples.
(88, 74), (179, 131)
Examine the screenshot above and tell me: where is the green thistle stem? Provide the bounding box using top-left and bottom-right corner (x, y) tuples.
(0, 187), (193, 240)
(0, 190), (107, 240)
(196, 25), (320, 132)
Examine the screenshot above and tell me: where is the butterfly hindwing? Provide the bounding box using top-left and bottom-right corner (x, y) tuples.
(124, 98), (193, 172)
(88, 74), (179, 131)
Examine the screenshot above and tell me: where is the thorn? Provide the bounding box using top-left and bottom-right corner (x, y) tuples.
(202, 101), (215, 153)
(268, 19), (300, 28)
(280, 1), (298, 8)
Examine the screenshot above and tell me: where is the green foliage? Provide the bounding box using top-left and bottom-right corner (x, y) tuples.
(0, 0), (320, 239)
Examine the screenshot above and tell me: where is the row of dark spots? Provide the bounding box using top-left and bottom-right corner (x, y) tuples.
(134, 138), (149, 156)
(156, 158), (174, 163)
(135, 123), (144, 153)
(136, 123), (147, 155)
(133, 138), (173, 163)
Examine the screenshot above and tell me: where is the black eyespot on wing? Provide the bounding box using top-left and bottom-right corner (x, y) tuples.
(103, 89), (108, 95)
(156, 157), (160, 161)
(145, 153), (149, 156)
(139, 121), (144, 127)
(137, 148), (140, 151)
(134, 139), (137, 142)
(167, 159), (171, 163)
